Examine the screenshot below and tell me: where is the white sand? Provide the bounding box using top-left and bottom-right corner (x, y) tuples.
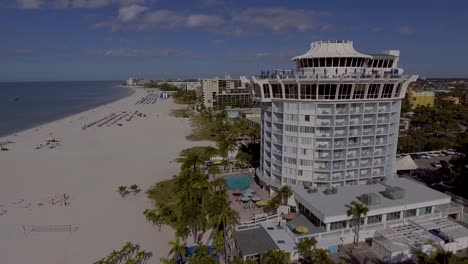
(0, 88), (210, 263)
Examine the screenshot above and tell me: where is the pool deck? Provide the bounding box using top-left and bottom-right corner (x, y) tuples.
(226, 176), (270, 222)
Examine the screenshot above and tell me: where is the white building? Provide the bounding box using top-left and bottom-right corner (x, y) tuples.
(231, 40), (468, 263)
(241, 40), (418, 189)
(198, 75), (254, 109)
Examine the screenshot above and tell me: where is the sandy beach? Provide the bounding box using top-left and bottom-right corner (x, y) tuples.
(0, 87), (207, 263)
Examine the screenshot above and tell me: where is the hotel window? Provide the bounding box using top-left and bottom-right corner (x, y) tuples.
(349, 218), (364, 227)
(332, 57), (339, 67)
(300, 84), (317, 99)
(253, 83), (262, 97)
(404, 209), (417, 218)
(339, 57), (346, 67)
(285, 136), (297, 144)
(345, 57), (352, 67)
(271, 83), (283, 98)
(284, 83), (298, 99)
(300, 148), (307, 155)
(285, 125), (298, 132)
(338, 84), (353, 99)
(419, 206), (432, 216)
(382, 60), (389, 68)
(300, 126), (314, 134)
(353, 84), (366, 99)
(283, 157), (297, 165)
(285, 114), (298, 121)
(299, 159), (313, 166)
(381, 84), (393, 98)
(298, 169), (303, 176)
(367, 60), (373, 68)
(378, 60), (384, 68)
(367, 215), (382, 224)
(367, 84), (380, 99)
(372, 60), (378, 68)
(300, 137), (313, 145)
(262, 84), (271, 98)
(326, 57), (333, 67)
(386, 211), (401, 221)
(318, 84), (337, 100)
(319, 58), (325, 67)
(393, 84), (402, 98)
(305, 115), (310, 122)
(330, 220), (347, 230)
(313, 58), (319, 67)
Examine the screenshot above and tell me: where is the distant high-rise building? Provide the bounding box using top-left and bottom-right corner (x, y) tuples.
(197, 76), (255, 109)
(242, 40), (417, 189)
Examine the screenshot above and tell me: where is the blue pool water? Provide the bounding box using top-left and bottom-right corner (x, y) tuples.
(224, 175), (251, 191)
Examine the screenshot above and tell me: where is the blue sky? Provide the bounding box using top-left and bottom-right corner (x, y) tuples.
(0, 0), (467, 81)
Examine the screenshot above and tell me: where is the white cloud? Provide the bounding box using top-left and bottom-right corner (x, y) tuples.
(398, 26), (416, 35)
(118, 4), (147, 22)
(233, 7), (330, 32)
(186, 14), (223, 28)
(17, 0), (43, 9)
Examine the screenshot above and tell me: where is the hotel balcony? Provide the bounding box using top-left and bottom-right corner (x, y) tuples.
(272, 138), (282, 145)
(365, 107), (377, 113)
(264, 115), (272, 122)
(335, 118), (348, 126)
(272, 117), (283, 123)
(272, 128), (283, 134)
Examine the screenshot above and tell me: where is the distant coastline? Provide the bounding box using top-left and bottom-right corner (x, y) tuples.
(0, 82), (135, 138)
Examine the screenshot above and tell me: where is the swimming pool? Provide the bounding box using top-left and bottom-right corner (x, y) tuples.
(223, 175), (251, 191)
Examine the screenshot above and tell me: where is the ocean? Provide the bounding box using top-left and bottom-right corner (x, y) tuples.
(0, 81), (133, 137)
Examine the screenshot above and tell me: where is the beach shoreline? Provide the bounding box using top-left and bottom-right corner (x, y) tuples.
(0, 85), (135, 140)
(0, 87), (209, 264)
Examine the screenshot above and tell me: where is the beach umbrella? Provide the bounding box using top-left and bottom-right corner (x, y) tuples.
(256, 200), (267, 206)
(244, 188), (254, 194)
(282, 213), (296, 221)
(251, 195), (261, 202)
(295, 226), (309, 233)
(240, 196), (251, 202)
(232, 189), (242, 195)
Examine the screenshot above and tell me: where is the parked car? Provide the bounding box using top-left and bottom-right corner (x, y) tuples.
(418, 154), (431, 159)
(431, 161), (442, 168)
(443, 150), (457, 155)
(440, 160), (450, 168)
(431, 181), (455, 191)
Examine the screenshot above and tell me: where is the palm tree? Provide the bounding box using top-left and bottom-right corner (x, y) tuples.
(216, 133), (238, 161)
(117, 186), (128, 197)
(207, 164), (220, 180)
(177, 146), (217, 172)
(262, 250), (289, 264)
(207, 196), (239, 263)
(312, 248), (335, 264)
(247, 126), (260, 143)
(346, 201), (369, 245)
(296, 237), (317, 261)
(129, 184), (140, 194)
(160, 257), (175, 264)
(211, 177), (227, 195)
(279, 186), (293, 205)
(168, 236), (187, 262)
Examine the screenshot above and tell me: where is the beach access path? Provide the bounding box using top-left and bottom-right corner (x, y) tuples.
(0, 88), (210, 263)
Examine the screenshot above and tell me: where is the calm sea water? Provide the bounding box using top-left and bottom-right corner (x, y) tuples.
(0, 81), (132, 137)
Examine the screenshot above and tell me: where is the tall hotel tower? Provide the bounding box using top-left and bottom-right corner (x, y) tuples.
(241, 40), (417, 189)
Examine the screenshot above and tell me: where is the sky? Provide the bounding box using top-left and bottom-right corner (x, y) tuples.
(0, 0), (467, 81)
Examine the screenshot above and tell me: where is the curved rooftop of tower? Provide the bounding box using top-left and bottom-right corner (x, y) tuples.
(292, 40), (372, 60)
